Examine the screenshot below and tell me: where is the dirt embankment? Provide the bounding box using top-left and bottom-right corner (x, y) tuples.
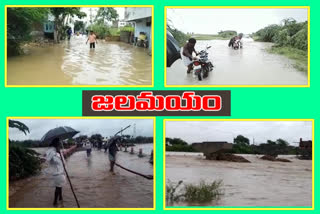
(206, 153), (251, 163)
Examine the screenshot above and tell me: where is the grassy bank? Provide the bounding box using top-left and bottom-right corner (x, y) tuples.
(193, 34), (230, 40)
(267, 46), (308, 73)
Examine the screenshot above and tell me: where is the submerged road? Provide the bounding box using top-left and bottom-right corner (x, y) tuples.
(167, 39), (308, 85)
(9, 148), (153, 208)
(7, 35), (152, 85)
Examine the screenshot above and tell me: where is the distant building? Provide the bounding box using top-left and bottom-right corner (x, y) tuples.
(299, 138), (312, 159)
(124, 7), (152, 51)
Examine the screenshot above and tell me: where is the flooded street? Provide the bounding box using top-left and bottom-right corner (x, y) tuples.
(167, 40), (308, 85)
(7, 35), (152, 85)
(10, 148), (153, 208)
(166, 153), (312, 207)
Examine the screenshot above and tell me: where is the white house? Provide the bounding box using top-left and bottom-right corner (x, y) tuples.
(124, 7), (152, 51)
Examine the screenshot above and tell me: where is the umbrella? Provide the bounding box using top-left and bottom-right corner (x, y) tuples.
(167, 31), (181, 67)
(41, 126), (80, 207)
(41, 126), (79, 144)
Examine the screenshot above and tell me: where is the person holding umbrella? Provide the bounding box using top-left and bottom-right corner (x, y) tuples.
(46, 138), (66, 207)
(42, 126), (80, 208)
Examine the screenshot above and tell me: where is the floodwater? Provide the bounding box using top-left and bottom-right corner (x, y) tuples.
(9, 149), (153, 208)
(166, 152), (312, 207)
(167, 39), (308, 85)
(7, 35), (152, 85)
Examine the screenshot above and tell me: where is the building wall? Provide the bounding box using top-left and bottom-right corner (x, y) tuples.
(125, 7), (152, 21)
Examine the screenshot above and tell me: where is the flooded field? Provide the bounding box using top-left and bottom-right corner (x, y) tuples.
(166, 152), (312, 207)
(9, 148), (153, 208)
(167, 40), (308, 85)
(7, 35), (152, 85)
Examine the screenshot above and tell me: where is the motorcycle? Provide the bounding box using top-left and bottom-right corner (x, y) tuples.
(192, 45), (214, 81)
(233, 39), (243, 50)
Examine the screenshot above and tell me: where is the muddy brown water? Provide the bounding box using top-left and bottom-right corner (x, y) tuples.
(166, 153), (312, 207)
(9, 149), (153, 208)
(167, 39), (308, 85)
(7, 35), (152, 85)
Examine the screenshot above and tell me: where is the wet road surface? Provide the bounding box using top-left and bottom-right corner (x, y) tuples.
(9, 149), (153, 208)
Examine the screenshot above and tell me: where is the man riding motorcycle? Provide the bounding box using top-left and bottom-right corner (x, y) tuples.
(228, 33), (244, 49)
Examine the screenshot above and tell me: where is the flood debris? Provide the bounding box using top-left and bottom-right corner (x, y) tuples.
(260, 155), (291, 162)
(215, 153), (251, 163)
(192, 141), (250, 162)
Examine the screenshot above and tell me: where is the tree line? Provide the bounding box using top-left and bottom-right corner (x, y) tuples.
(166, 135), (298, 156)
(253, 18), (308, 51)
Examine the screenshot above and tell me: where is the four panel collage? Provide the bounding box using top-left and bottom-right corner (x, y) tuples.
(5, 4), (313, 212)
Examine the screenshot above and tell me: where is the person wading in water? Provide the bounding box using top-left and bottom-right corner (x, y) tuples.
(86, 31), (98, 49)
(181, 38), (198, 73)
(107, 136), (120, 175)
(46, 138), (66, 207)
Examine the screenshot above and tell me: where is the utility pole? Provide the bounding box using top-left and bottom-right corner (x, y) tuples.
(89, 8), (93, 30)
(133, 123), (136, 138)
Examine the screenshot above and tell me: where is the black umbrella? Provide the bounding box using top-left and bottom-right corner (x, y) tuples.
(167, 31), (181, 67)
(41, 126), (79, 144)
(41, 126), (80, 208)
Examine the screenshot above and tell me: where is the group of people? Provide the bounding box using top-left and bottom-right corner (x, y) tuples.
(66, 27), (98, 49)
(46, 136), (120, 207)
(180, 33), (244, 73)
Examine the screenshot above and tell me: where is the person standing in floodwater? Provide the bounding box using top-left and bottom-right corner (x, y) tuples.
(181, 38), (198, 73)
(86, 31), (97, 49)
(46, 138), (66, 207)
(84, 140), (92, 157)
(107, 137), (120, 174)
(67, 27), (72, 41)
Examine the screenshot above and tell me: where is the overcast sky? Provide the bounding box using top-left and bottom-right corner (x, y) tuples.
(78, 7), (125, 23)
(9, 119), (153, 141)
(166, 121), (312, 145)
(167, 8), (308, 34)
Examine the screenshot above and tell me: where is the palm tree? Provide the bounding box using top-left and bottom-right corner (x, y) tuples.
(9, 119), (29, 135)
(281, 18), (297, 26)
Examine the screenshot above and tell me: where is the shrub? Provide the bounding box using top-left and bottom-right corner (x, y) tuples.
(120, 25), (134, 33)
(7, 7), (49, 56)
(166, 180), (223, 205)
(184, 180), (223, 203)
(290, 26), (308, 51)
(9, 144), (42, 180)
(88, 23), (110, 39)
(274, 29), (290, 46)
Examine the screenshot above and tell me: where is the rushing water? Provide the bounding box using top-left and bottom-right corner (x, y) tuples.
(9, 148), (153, 208)
(7, 35), (152, 85)
(166, 153), (312, 207)
(167, 39), (308, 85)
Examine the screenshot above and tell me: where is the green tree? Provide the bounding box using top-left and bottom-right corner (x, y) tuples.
(276, 138), (289, 147)
(9, 120), (30, 135)
(233, 135), (250, 145)
(274, 29), (289, 46)
(7, 7), (49, 56)
(74, 20), (85, 32)
(232, 135), (252, 154)
(49, 7), (86, 43)
(9, 120), (41, 180)
(95, 7), (119, 25)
